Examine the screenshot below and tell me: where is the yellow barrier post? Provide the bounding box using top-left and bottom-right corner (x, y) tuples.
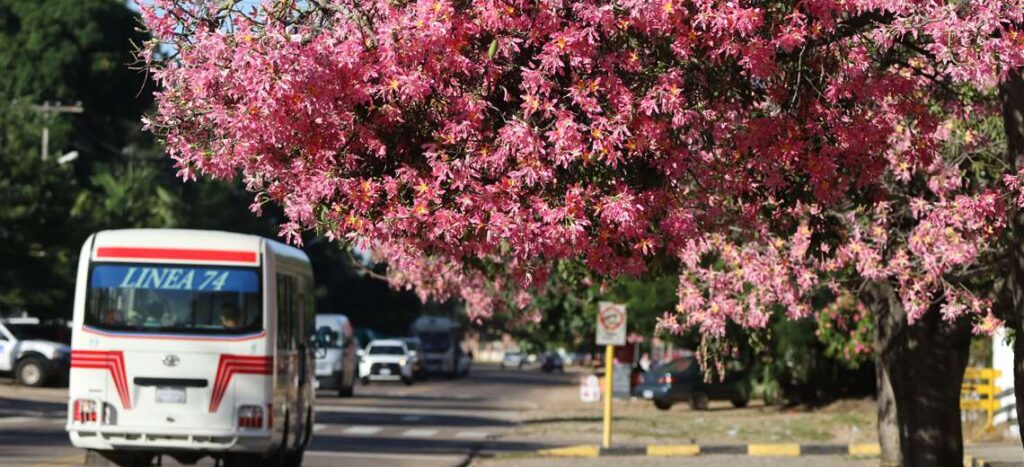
(961, 367), (1002, 430)
(602, 344), (614, 449)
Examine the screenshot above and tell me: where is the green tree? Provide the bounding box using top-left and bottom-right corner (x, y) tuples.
(72, 163), (182, 229)
(0, 0), (151, 317)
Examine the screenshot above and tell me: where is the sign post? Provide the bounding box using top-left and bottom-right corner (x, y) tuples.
(596, 301), (627, 450)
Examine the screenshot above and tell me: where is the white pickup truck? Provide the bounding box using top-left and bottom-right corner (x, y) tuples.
(0, 317), (71, 386)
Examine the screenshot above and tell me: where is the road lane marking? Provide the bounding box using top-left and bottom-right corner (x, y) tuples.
(454, 431), (489, 439)
(316, 405), (518, 417)
(313, 423), (328, 432)
(305, 450), (464, 462)
(30, 453), (84, 466)
(0, 416), (50, 424)
(343, 425), (382, 435)
(401, 429), (438, 437)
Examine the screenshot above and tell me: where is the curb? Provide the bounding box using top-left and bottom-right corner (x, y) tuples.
(537, 443), (882, 458)
(965, 454), (1024, 467)
(535, 445), (1022, 465)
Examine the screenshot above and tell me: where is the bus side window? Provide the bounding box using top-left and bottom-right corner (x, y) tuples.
(304, 280), (315, 346)
(276, 274), (295, 350)
(292, 277), (304, 350)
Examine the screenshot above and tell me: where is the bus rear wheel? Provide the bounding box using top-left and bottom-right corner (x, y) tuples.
(222, 453), (262, 467)
(85, 450), (153, 467)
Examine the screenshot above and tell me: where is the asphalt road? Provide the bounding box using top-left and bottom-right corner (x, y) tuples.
(0, 363), (570, 467)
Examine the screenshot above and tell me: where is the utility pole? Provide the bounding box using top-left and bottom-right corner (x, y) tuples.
(32, 102), (83, 160)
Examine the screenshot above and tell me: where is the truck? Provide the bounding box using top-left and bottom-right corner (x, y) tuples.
(409, 316), (470, 378)
(0, 317), (71, 387)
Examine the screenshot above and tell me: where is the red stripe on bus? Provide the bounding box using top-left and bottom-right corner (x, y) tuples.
(209, 355), (273, 413)
(95, 247), (258, 263)
(70, 350), (132, 409)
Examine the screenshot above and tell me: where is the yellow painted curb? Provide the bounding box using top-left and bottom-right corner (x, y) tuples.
(538, 445), (600, 458)
(647, 444), (700, 457)
(849, 443), (881, 456)
(748, 444), (800, 456)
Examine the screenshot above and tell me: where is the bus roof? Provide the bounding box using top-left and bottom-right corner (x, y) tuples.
(90, 229), (307, 267)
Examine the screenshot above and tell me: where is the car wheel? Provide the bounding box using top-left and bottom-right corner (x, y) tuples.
(403, 377), (414, 386)
(339, 384), (354, 397)
(500, 363), (506, 370)
(690, 391), (710, 410)
(15, 356), (48, 387)
(654, 399), (673, 411)
(361, 377), (370, 385)
(730, 398), (749, 408)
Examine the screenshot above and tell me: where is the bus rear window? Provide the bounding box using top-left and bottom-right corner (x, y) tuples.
(85, 264), (262, 335)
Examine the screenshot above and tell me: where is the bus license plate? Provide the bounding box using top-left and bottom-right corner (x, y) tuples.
(156, 387), (186, 404)
(379, 368), (392, 375)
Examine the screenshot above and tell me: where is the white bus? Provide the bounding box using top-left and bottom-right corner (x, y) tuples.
(66, 229), (316, 467)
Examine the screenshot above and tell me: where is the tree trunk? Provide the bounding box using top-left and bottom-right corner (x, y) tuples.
(1000, 69), (1024, 447)
(864, 280), (903, 466)
(875, 361), (901, 466)
(861, 280), (972, 467)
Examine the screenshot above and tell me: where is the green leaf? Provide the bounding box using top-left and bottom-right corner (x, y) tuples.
(487, 39), (498, 59)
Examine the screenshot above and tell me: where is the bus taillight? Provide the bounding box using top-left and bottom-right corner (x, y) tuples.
(238, 405), (264, 429)
(73, 399), (98, 423)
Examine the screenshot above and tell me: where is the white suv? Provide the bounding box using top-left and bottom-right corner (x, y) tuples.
(0, 317), (71, 386)
(359, 340), (414, 385)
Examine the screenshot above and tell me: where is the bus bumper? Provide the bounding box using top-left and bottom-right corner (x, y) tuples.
(67, 427), (274, 453)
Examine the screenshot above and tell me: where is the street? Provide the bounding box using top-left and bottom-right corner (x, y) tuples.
(1, 364), (567, 467)
(4, 363), (1021, 467)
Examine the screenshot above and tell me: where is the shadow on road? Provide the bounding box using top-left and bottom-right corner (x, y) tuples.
(308, 434), (551, 456)
(0, 395), (66, 418)
(316, 411), (515, 428)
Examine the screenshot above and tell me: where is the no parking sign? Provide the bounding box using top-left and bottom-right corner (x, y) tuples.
(596, 302), (627, 346)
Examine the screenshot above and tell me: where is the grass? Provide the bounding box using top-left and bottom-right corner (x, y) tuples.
(514, 397), (879, 445)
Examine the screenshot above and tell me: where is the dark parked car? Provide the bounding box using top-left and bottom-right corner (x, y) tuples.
(540, 352), (564, 373)
(632, 357), (750, 410)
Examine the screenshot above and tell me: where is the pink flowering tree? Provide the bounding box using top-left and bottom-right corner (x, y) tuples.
(138, 1), (1024, 465)
(663, 108), (1011, 464)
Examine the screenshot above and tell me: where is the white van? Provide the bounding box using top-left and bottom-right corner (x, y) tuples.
(65, 229), (316, 467)
(313, 314), (359, 396)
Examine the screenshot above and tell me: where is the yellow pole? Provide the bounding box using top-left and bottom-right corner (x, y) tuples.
(602, 344), (614, 449)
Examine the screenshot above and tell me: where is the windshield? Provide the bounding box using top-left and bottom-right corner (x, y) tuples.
(5, 324), (71, 344)
(418, 332), (451, 353)
(368, 345), (405, 355)
(85, 264), (262, 335)
(315, 326), (342, 348)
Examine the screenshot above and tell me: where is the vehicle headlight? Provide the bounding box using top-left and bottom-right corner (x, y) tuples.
(399, 359), (407, 366)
